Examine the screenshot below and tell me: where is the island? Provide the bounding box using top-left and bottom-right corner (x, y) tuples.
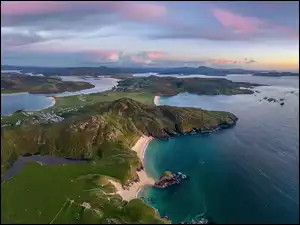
(154, 171), (188, 189)
(1, 73), (95, 94)
(2, 94), (238, 224)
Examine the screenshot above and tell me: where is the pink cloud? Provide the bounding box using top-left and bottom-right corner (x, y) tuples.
(129, 51), (166, 64)
(119, 2), (166, 21)
(89, 50), (120, 62)
(1, 1), (166, 23)
(1, 1), (67, 16)
(146, 51), (166, 59)
(212, 8), (263, 33)
(274, 25), (299, 39)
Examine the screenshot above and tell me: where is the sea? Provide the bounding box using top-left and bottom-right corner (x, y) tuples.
(139, 75), (299, 224)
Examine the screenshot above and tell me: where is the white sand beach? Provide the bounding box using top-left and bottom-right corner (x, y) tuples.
(154, 95), (160, 105)
(108, 135), (154, 201)
(49, 96), (56, 107)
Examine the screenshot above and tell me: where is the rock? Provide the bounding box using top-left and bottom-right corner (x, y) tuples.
(280, 102), (284, 106)
(267, 98), (276, 102)
(153, 171), (188, 189)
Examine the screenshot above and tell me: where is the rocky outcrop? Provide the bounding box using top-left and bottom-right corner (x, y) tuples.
(154, 171), (188, 189)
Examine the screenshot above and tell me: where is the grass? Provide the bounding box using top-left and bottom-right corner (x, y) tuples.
(1, 89), (25, 94)
(48, 91), (154, 110)
(1, 161), (168, 224)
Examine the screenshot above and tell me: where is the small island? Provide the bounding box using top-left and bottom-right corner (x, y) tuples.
(154, 171), (188, 189)
(261, 96), (286, 106)
(1, 73), (95, 94)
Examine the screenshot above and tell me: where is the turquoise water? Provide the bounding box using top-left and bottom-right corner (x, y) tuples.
(140, 84), (299, 224)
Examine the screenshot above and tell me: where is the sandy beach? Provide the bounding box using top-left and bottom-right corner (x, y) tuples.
(154, 95), (160, 105)
(49, 96), (56, 107)
(108, 135), (154, 201)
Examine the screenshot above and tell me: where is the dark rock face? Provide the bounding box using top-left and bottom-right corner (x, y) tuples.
(153, 171), (188, 189)
(267, 98), (277, 102)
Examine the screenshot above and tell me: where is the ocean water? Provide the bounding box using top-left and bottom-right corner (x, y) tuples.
(140, 78), (299, 224)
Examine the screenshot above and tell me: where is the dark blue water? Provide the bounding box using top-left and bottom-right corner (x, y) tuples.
(140, 82), (299, 224)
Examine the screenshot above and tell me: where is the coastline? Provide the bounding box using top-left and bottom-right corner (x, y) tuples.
(108, 135), (154, 201)
(48, 96), (56, 108)
(154, 95), (160, 105)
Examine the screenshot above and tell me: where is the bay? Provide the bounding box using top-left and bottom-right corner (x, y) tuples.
(140, 77), (299, 224)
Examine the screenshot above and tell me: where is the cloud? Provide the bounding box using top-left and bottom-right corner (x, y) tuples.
(211, 7), (299, 39)
(90, 50), (121, 62)
(244, 58), (256, 64)
(1, 1), (167, 31)
(212, 7), (263, 33)
(209, 57), (257, 66)
(1, 31), (45, 48)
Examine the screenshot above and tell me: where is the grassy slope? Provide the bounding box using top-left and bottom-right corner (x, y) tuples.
(2, 98), (237, 175)
(50, 91), (154, 110)
(1, 163), (166, 224)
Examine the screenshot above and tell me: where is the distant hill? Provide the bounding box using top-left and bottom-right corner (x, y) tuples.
(252, 72), (299, 77)
(158, 66), (258, 75)
(2, 65), (297, 77)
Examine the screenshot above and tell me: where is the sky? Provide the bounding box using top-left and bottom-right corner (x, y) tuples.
(1, 1), (299, 71)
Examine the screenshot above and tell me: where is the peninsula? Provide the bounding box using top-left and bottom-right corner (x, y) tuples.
(2, 96), (238, 224)
(114, 75), (259, 96)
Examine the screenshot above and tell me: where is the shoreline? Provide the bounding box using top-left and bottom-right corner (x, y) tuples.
(154, 95), (160, 105)
(108, 135), (154, 201)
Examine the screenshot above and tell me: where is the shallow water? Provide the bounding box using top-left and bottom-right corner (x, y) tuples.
(140, 78), (299, 224)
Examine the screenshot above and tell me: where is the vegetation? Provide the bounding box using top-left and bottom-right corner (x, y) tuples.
(1, 98), (237, 174)
(50, 91), (155, 110)
(1, 163), (167, 224)
(115, 76), (259, 96)
(1, 97), (237, 224)
(1, 74), (94, 94)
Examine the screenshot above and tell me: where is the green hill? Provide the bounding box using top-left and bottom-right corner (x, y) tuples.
(115, 76), (259, 96)
(1, 98), (237, 224)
